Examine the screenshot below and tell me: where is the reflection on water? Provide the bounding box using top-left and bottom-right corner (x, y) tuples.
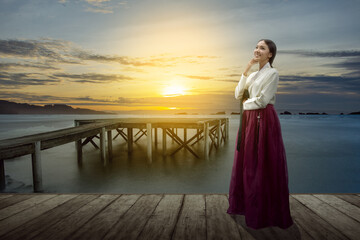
(1, 114), (360, 193)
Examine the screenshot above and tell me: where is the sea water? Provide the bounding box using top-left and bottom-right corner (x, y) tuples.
(0, 114), (359, 193)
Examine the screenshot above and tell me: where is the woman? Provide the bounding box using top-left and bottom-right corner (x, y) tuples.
(227, 39), (293, 229)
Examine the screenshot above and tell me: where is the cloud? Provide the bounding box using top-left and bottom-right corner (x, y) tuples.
(83, 0), (128, 14)
(0, 39), (214, 69)
(179, 74), (213, 80)
(279, 74), (360, 94)
(74, 50), (160, 67)
(0, 62), (59, 70)
(0, 72), (60, 88)
(279, 50), (360, 81)
(0, 91), (129, 104)
(0, 39), (80, 64)
(324, 59), (360, 78)
(53, 72), (133, 83)
(278, 49), (360, 58)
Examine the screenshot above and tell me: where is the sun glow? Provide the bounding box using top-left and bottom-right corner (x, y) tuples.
(162, 84), (186, 97)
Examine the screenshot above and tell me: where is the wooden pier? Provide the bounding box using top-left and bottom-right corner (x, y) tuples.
(0, 118), (229, 192)
(0, 193), (359, 239)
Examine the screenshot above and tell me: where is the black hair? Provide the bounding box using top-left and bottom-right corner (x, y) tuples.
(259, 39), (277, 67)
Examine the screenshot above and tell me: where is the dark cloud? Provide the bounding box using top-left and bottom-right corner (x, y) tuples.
(0, 39), (215, 70)
(53, 73), (133, 83)
(279, 49), (360, 80)
(278, 50), (360, 58)
(279, 75), (360, 93)
(0, 91), (129, 104)
(0, 91), (72, 102)
(0, 62), (59, 70)
(0, 39), (78, 64)
(324, 59), (360, 78)
(0, 72), (60, 88)
(74, 50), (159, 67)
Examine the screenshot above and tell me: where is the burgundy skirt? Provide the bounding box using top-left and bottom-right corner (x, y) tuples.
(227, 104), (293, 229)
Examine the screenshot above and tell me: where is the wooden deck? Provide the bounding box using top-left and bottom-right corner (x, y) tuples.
(0, 193), (359, 239)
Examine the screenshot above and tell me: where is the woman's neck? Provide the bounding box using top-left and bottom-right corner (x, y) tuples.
(258, 60), (269, 70)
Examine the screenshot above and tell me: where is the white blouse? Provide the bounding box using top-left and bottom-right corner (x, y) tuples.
(235, 62), (279, 110)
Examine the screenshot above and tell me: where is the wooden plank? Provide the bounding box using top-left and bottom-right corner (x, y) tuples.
(314, 194), (360, 222)
(205, 194), (242, 239)
(137, 194), (184, 240)
(103, 194), (163, 240)
(0, 194), (34, 210)
(293, 194), (360, 240)
(31, 141), (43, 192)
(289, 195), (348, 240)
(34, 194), (118, 240)
(0, 194), (55, 221)
(0, 194), (75, 237)
(68, 194), (141, 240)
(0, 194), (13, 200)
(225, 194), (305, 240)
(1, 194), (98, 240)
(335, 194), (360, 208)
(172, 194), (206, 240)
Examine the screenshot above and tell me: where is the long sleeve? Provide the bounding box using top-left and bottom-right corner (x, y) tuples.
(235, 74), (251, 99)
(243, 70), (279, 110)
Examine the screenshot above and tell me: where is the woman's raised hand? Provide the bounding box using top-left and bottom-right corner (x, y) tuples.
(243, 58), (258, 76)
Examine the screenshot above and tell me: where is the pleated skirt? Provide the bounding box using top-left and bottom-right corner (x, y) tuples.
(227, 104), (293, 229)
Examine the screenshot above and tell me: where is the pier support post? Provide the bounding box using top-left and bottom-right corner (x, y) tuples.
(204, 122), (209, 160)
(162, 128), (166, 156)
(107, 130), (113, 161)
(100, 127), (107, 165)
(127, 128), (133, 153)
(147, 123), (152, 162)
(226, 118), (229, 141)
(74, 121), (82, 165)
(217, 120), (221, 147)
(154, 128), (158, 148)
(184, 128), (187, 143)
(31, 141), (43, 192)
(0, 160), (5, 190)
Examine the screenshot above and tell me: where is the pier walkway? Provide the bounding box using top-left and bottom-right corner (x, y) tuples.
(0, 117), (229, 192)
(0, 193), (359, 239)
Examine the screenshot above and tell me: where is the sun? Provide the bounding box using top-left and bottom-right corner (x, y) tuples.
(162, 84), (185, 97)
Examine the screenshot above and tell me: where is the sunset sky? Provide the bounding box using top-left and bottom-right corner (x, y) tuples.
(0, 0), (359, 114)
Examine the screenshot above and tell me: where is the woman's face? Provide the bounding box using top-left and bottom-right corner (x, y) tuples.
(254, 40), (272, 63)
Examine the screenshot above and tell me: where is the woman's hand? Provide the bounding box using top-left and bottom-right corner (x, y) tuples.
(243, 57), (258, 76)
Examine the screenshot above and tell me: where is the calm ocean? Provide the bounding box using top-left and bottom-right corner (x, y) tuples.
(0, 114), (359, 194)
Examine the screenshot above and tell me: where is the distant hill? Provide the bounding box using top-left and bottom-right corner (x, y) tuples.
(0, 100), (112, 114)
